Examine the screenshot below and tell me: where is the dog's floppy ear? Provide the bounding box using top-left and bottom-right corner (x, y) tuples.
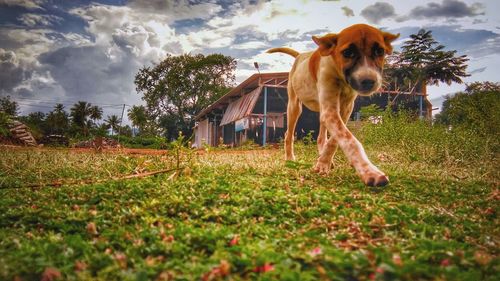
(382, 32), (400, 54)
(312, 33), (338, 56)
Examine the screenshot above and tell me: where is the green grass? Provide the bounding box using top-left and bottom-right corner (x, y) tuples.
(0, 120), (498, 280)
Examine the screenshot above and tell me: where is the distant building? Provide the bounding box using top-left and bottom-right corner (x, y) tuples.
(193, 72), (430, 148)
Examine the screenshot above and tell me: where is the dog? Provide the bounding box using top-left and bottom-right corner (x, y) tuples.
(268, 24), (399, 187)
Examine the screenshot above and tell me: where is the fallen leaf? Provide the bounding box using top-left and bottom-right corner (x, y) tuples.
(229, 235), (239, 246)
(74, 260), (87, 271)
(114, 252), (127, 269)
(392, 253), (403, 266)
(86, 222), (98, 235)
(201, 260), (231, 281)
(440, 258), (451, 267)
(474, 251), (493, 266)
(41, 267), (61, 281)
(253, 262), (274, 273)
(308, 247), (322, 257)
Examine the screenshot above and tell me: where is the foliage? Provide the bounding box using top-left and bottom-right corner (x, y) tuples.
(135, 53), (236, 140)
(360, 110), (498, 178)
(111, 135), (168, 149)
(358, 104), (383, 120)
(104, 115), (121, 136)
(435, 82), (500, 137)
(0, 111), (11, 137)
(45, 104), (70, 135)
(386, 29), (469, 94)
(127, 105), (153, 136)
(0, 95), (19, 116)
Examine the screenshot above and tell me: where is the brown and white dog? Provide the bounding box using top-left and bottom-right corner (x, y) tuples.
(268, 24), (399, 187)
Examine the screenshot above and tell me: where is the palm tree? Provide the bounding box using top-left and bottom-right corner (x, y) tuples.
(104, 115), (121, 136)
(89, 105), (103, 126)
(46, 103), (69, 134)
(127, 105), (148, 135)
(70, 101), (92, 136)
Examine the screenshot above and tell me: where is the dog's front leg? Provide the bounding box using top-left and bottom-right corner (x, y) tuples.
(318, 105), (389, 187)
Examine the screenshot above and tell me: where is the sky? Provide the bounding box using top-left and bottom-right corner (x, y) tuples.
(0, 0), (499, 123)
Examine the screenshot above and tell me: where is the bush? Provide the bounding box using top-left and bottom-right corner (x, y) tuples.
(111, 135), (168, 149)
(0, 112), (11, 138)
(360, 110), (498, 172)
(435, 82), (500, 137)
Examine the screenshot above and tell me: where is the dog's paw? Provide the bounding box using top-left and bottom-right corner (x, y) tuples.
(361, 170), (389, 187)
(285, 154), (296, 161)
(313, 160), (331, 175)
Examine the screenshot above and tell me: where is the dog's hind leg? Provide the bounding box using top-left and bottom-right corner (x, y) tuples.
(285, 87), (302, 161)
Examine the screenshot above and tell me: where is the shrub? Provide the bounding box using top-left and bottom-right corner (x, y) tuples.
(435, 82), (500, 137)
(360, 110), (497, 171)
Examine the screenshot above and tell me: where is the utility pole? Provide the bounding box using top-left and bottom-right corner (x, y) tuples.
(118, 104), (125, 144)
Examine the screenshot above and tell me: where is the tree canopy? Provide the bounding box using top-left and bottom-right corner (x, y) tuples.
(135, 53), (236, 140)
(387, 29), (469, 92)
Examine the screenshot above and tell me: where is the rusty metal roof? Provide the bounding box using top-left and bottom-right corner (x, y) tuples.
(195, 72), (288, 121)
(219, 86), (261, 126)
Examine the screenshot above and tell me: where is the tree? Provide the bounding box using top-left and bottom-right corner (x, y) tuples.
(104, 114), (121, 136)
(127, 105), (148, 135)
(0, 96), (19, 116)
(135, 53), (236, 140)
(435, 82), (500, 136)
(386, 29), (469, 118)
(89, 105), (103, 126)
(70, 101), (92, 136)
(46, 104), (70, 135)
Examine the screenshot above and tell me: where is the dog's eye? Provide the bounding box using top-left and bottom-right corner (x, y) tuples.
(342, 49), (355, 58)
(374, 47), (385, 57)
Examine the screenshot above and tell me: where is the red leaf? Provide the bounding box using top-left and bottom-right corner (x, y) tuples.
(440, 258), (451, 267)
(392, 253), (403, 266)
(229, 235), (239, 246)
(74, 260), (87, 271)
(41, 267), (61, 281)
(253, 262), (274, 273)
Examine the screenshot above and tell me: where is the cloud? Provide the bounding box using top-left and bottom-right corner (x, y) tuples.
(469, 66), (486, 74)
(341, 6), (354, 17)
(127, 0), (223, 22)
(408, 0), (484, 20)
(0, 48), (31, 93)
(18, 13), (62, 27)
(360, 2), (396, 24)
(0, 0), (44, 10)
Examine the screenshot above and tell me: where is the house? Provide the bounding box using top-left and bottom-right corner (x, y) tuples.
(193, 72), (430, 148)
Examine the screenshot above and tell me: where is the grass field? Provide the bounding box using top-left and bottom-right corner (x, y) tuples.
(0, 119), (498, 280)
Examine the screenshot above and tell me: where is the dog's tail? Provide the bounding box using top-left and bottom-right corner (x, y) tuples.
(266, 47), (299, 58)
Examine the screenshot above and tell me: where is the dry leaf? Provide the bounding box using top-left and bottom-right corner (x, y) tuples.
(41, 267), (61, 281)
(474, 251), (493, 266)
(86, 222), (98, 235)
(74, 260), (87, 271)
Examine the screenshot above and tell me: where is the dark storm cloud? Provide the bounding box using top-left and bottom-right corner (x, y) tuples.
(408, 0), (484, 19)
(387, 25), (500, 58)
(0, 48), (31, 94)
(360, 2), (396, 24)
(341, 6), (354, 17)
(38, 45), (142, 104)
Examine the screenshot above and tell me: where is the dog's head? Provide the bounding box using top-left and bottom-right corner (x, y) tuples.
(313, 24), (399, 96)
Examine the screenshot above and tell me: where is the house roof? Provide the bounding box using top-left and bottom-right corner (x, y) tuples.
(195, 72), (288, 121)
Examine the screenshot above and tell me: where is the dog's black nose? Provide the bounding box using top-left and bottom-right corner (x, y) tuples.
(360, 79), (375, 91)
